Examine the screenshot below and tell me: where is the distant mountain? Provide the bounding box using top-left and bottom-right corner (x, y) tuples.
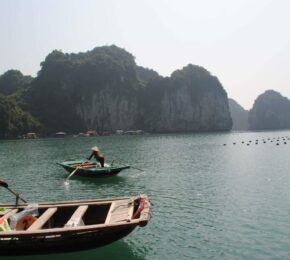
(21, 46), (233, 134)
(24, 46), (142, 134)
(248, 90), (290, 130)
(0, 70), (33, 95)
(138, 64), (232, 132)
(228, 98), (248, 130)
(0, 70), (41, 138)
(0, 45), (233, 136)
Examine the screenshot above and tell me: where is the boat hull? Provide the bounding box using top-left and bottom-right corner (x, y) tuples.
(0, 225), (136, 255)
(0, 195), (150, 256)
(58, 160), (130, 177)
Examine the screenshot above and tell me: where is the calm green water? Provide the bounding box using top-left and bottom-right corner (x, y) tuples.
(1, 131), (290, 259)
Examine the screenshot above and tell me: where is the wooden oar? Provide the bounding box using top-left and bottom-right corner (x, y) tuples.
(110, 160), (144, 172)
(128, 165), (144, 171)
(64, 161), (88, 184)
(0, 179), (27, 203)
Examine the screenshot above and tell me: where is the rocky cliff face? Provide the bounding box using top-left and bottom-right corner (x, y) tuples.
(24, 45), (142, 133)
(155, 83), (231, 132)
(248, 90), (290, 130)
(228, 98), (249, 130)
(75, 89), (139, 132)
(21, 46), (232, 134)
(139, 65), (232, 132)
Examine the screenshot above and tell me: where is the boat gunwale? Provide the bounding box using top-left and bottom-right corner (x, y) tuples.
(0, 195), (143, 207)
(0, 195), (150, 238)
(58, 161), (130, 172)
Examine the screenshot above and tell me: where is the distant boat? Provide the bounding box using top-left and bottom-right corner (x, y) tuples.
(55, 132), (67, 137)
(58, 160), (130, 177)
(25, 132), (39, 139)
(0, 195), (150, 255)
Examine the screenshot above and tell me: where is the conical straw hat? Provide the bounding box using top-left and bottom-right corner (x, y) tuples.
(91, 146), (100, 152)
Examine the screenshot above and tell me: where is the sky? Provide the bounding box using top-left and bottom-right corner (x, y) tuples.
(1, 0), (290, 109)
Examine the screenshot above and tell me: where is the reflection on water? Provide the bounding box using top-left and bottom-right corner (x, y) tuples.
(63, 175), (127, 191)
(3, 241), (145, 260)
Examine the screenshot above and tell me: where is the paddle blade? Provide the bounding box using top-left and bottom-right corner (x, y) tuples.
(65, 167), (79, 182)
(0, 179), (8, 188)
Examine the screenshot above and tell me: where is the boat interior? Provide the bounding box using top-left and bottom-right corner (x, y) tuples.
(0, 197), (144, 232)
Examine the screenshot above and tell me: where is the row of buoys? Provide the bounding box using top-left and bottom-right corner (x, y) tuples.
(223, 135), (290, 146)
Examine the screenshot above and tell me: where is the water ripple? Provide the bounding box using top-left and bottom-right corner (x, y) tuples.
(1, 132), (290, 259)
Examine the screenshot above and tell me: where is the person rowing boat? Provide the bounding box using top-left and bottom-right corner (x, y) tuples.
(87, 146), (105, 167)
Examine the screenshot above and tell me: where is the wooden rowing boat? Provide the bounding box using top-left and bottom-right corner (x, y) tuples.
(0, 194), (150, 255)
(58, 160), (130, 177)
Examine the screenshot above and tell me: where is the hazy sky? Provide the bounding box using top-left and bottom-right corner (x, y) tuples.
(1, 0), (290, 109)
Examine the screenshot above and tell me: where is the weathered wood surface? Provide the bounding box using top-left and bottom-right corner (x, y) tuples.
(1, 209), (18, 220)
(0, 195), (137, 207)
(65, 205), (88, 227)
(28, 208), (57, 231)
(0, 195), (150, 238)
(107, 199), (134, 224)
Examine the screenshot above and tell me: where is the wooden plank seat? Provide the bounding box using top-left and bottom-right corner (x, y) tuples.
(1, 209), (19, 220)
(105, 203), (115, 224)
(105, 200), (134, 224)
(65, 205), (88, 227)
(27, 208), (57, 231)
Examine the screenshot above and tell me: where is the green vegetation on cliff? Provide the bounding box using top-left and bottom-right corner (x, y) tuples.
(0, 94), (41, 138)
(24, 45), (143, 134)
(0, 70), (33, 95)
(0, 70), (41, 138)
(1, 45), (233, 136)
(138, 64), (232, 132)
(136, 66), (159, 85)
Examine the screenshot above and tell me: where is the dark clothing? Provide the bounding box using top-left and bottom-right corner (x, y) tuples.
(88, 151), (105, 167)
